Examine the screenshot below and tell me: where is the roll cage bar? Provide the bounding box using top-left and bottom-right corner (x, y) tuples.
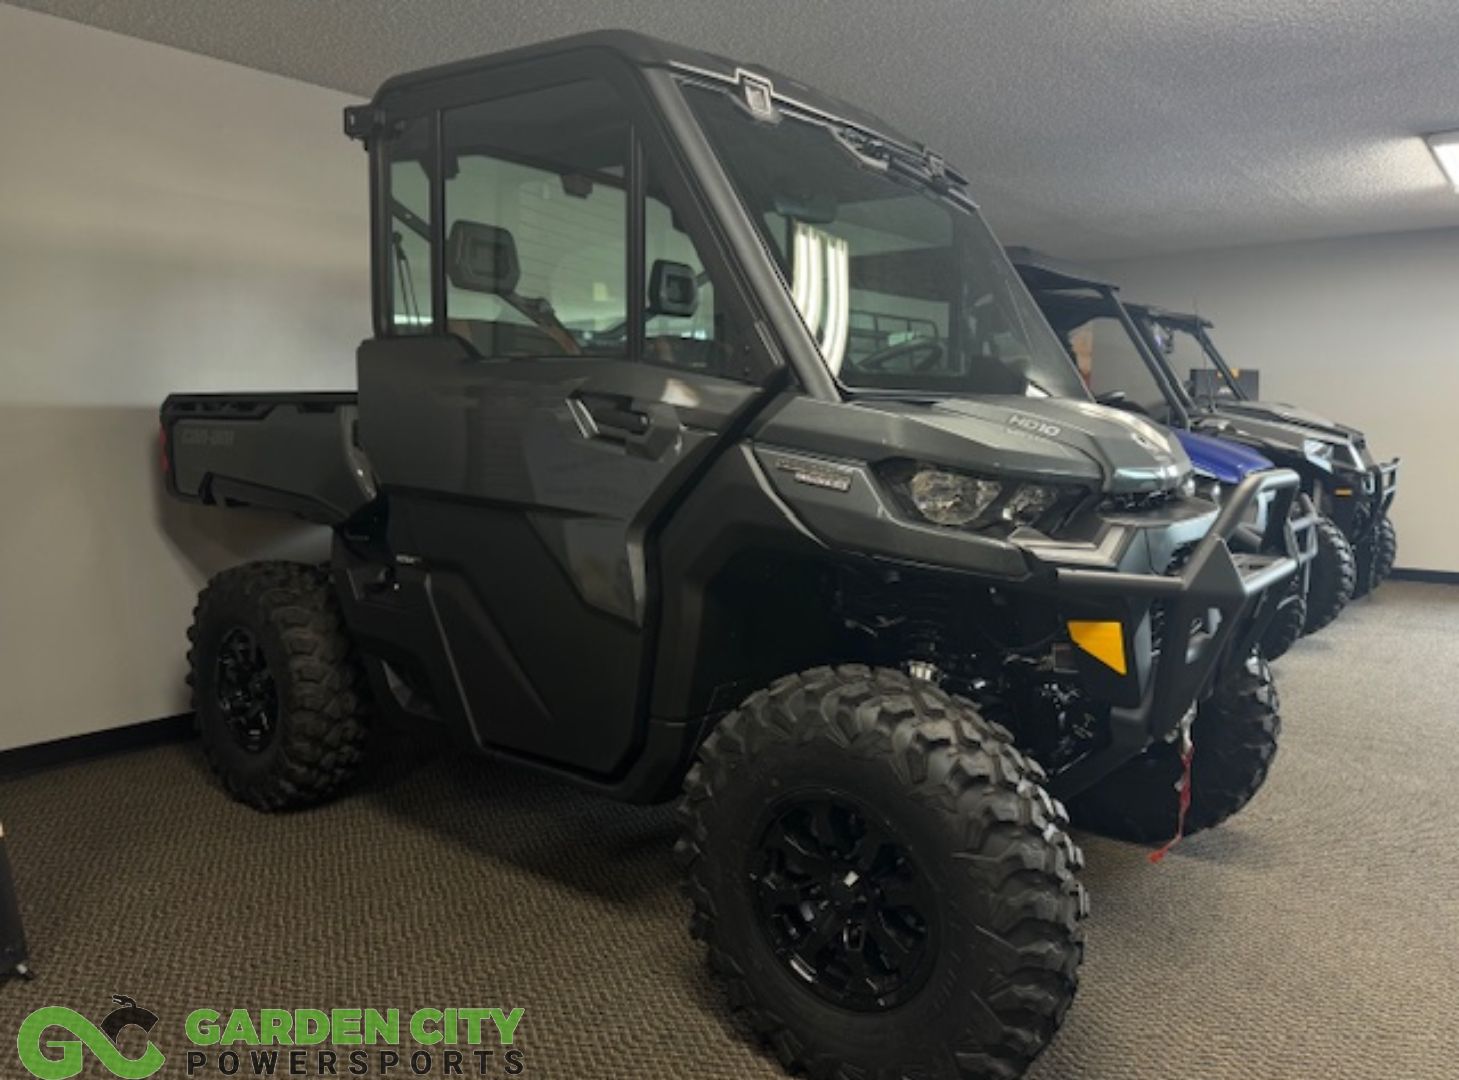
(1006, 247), (1195, 428)
(1125, 303), (1251, 403)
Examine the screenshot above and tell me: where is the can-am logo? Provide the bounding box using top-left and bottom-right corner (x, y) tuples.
(1007, 414), (1063, 439)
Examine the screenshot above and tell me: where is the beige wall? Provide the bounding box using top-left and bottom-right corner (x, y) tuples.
(1098, 229), (1459, 574)
(0, 7), (368, 750)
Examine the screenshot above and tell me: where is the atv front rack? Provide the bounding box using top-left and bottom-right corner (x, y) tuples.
(1036, 468), (1301, 798)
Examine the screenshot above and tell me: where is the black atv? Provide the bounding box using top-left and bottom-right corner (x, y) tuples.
(159, 31), (1302, 1080)
(1008, 249), (1318, 661)
(1132, 305), (1399, 607)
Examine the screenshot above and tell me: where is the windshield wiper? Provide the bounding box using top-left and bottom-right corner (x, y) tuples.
(835, 129), (970, 199)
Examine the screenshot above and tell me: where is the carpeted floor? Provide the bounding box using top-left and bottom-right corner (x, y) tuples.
(3, 581), (1458, 1079)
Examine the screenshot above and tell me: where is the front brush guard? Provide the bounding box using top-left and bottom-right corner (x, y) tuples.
(1038, 468), (1301, 798)
(1375, 457), (1400, 516)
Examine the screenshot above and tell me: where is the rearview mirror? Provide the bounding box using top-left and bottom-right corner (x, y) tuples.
(648, 260), (698, 318)
(773, 190), (837, 225)
(446, 219), (520, 295)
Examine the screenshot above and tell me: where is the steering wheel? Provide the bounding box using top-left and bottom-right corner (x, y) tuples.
(857, 337), (945, 374)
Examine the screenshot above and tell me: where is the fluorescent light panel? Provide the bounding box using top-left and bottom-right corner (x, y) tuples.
(1426, 131), (1459, 192)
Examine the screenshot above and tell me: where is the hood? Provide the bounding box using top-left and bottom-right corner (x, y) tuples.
(852, 395), (1191, 495)
(1190, 407), (1363, 474)
(1204, 399), (1365, 450)
(1174, 429), (1272, 484)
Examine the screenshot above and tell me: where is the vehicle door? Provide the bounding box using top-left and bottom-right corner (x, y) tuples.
(355, 55), (782, 775)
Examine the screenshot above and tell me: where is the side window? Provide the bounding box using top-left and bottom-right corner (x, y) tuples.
(643, 163), (774, 381)
(384, 117), (434, 335)
(443, 81), (629, 358)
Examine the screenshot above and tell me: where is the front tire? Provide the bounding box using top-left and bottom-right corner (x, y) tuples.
(1302, 515), (1356, 633)
(1069, 654), (1281, 844)
(1370, 514), (1397, 591)
(676, 666), (1086, 1080)
(1258, 571), (1307, 662)
(188, 561), (370, 811)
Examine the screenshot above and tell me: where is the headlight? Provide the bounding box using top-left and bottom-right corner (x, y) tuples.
(884, 462), (1083, 533)
(907, 468), (1001, 526)
(1303, 439), (1335, 471)
(1002, 483), (1060, 523)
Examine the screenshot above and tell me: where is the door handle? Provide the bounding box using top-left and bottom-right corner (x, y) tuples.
(574, 392), (650, 437)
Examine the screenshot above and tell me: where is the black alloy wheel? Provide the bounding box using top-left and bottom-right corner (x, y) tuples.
(751, 794), (936, 1012)
(214, 626), (279, 753)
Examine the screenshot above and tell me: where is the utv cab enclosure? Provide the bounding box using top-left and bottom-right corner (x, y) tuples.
(162, 32), (1302, 1080)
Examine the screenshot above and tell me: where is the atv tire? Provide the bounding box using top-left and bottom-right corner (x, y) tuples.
(1069, 654), (1281, 845)
(1302, 515), (1356, 634)
(188, 561), (370, 811)
(677, 666), (1086, 1080)
(1371, 514), (1397, 591)
(1258, 571), (1306, 662)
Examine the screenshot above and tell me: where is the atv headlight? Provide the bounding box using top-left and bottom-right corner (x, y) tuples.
(1303, 438), (1335, 472)
(884, 462), (1083, 533)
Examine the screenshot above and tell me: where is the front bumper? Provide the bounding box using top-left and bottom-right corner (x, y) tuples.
(1026, 468), (1302, 798)
(1374, 457), (1400, 517)
(1329, 457), (1399, 545)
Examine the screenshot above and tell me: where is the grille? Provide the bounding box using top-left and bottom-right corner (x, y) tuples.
(1103, 488), (1177, 512)
(1149, 542), (1200, 651)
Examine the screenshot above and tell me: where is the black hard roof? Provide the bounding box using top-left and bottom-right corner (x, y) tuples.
(1124, 302), (1213, 330)
(1004, 246), (1118, 292)
(370, 29), (915, 149)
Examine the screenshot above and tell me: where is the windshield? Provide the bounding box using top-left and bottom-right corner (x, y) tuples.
(1137, 315), (1238, 407)
(684, 84), (1087, 399)
(1035, 298), (1180, 424)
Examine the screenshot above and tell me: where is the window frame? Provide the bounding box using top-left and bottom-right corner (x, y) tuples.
(367, 51), (778, 384)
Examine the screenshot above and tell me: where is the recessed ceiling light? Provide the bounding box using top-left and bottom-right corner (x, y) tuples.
(1425, 131), (1459, 192)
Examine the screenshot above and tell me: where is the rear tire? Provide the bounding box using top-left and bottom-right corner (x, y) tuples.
(677, 666), (1086, 1080)
(1069, 654), (1281, 844)
(188, 561), (370, 811)
(1257, 572), (1306, 662)
(1302, 515), (1356, 633)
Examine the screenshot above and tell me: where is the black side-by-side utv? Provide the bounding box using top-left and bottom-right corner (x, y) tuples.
(159, 31), (1302, 1080)
(1130, 306), (1400, 598)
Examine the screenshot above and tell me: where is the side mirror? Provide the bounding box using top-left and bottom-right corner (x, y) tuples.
(446, 220), (519, 295)
(648, 260), (698, 318)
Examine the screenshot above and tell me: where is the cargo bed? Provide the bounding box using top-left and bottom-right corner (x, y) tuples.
(160, 392), (376, 525)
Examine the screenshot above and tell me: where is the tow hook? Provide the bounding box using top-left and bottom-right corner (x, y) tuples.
(1150, 706), (1197, 864)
